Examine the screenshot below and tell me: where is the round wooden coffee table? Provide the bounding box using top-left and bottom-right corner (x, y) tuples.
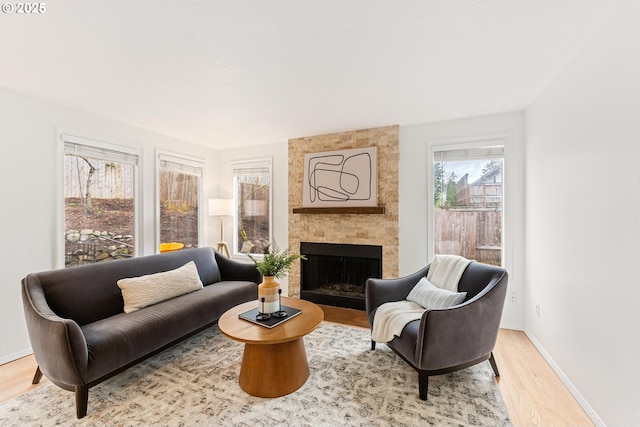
(218, 297), (324, 398)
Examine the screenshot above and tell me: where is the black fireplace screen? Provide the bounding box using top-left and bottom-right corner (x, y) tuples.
(300, 242), (382, 309)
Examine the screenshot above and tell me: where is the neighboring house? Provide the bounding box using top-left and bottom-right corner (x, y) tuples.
(455, 164), (502, 208)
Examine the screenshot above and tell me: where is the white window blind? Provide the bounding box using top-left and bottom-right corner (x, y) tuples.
(233, 166), (270, 177)
(64, 137), (139, 165)
(158, 153), (204, 176)
(232, 159), (272, 191)
(434, 146), (504, 162)
(232, 158), (271, 176)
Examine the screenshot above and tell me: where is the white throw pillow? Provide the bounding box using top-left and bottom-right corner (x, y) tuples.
(117, 261), (204, 313)
(406, 277), (467, 310)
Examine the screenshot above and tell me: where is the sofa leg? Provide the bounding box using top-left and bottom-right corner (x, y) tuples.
(489, 352), (500, 377)
(75, 385), (89, 418)
(371, 340), (376, 350)
(418, 371), (429, 400)
(32, 366), (43, 384)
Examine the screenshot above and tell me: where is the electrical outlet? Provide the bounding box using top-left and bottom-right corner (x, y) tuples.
(535, 304), (540, 318)
(510, 291), (517, 303)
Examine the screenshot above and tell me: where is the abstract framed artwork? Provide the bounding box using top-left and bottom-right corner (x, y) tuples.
(302, 146), (377, 208)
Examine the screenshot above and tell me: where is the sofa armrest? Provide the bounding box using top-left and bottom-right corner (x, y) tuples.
(214, 251), (262, 284)
(21, 275), (89, 387)
(365, 265), (430, 325)
(416, 273), (508, 371)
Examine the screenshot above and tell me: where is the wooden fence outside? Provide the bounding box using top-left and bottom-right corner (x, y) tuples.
(64, 155), (135, 199)
(434, 208), (502, 265)
(159, 170), (199, 208)
(65, 156), (198, 208)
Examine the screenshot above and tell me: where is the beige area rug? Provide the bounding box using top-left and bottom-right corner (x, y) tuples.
(0, 323), (511, 426)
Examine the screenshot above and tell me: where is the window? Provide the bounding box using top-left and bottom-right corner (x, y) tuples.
(157, 152), (204, 251)
(63, 136), (139, 267)
(232, 158), (272, 255)
(431, 144), (504, 266)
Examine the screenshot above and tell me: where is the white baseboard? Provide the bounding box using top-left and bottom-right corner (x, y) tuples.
(0, 347), (33, 366)
(524, 329), (606, 427)
(499, 321), (523, 331)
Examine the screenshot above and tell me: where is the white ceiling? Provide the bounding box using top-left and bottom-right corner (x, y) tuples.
(0, 1), (623, 149)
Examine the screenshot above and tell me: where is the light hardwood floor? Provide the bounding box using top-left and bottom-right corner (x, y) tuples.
(0, 305), (594, 427)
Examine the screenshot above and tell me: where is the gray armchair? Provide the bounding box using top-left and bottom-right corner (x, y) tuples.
(365, 261), (508, 400)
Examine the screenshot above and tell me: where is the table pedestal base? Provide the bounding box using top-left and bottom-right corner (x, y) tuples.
(239, 338), (309, 398)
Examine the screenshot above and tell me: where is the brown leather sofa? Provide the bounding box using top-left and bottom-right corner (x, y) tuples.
(21, 247), (261, 418)
(365, 261), (508, 400)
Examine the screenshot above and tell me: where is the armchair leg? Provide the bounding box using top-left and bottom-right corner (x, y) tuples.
(418, 371), (429, 400)
(32, 366), (43, 384)
(75, 385), (89, 419)
(489, 352), (500, 377)
(371, 340), (376, 350)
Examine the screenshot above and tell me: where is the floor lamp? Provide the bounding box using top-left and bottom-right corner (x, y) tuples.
(209, 198), (233, 258)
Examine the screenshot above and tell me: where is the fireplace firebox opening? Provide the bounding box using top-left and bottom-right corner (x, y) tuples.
(300, 242), (382, 310)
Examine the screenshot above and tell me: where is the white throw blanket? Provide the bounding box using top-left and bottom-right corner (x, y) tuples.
(426, 254), (473, 291)
(371, 300), (425, 343)
(371, 255), (473, 343)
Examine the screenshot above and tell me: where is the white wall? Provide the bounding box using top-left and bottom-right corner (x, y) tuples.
(399, 112), (526, 330)
(525, 1), (640, 426)
(214, 142), (290, 291)
(0, 88), (219, 364)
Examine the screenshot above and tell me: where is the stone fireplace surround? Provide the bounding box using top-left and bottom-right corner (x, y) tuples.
(288, 125), (399, 303)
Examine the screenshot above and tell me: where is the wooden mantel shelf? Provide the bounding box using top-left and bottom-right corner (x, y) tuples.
(292, 206), (385, 215)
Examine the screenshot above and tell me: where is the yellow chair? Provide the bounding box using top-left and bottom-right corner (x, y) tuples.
(160, 242), (184, 253)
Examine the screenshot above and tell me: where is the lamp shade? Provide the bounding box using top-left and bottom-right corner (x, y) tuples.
(208, 198), (234, 217)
